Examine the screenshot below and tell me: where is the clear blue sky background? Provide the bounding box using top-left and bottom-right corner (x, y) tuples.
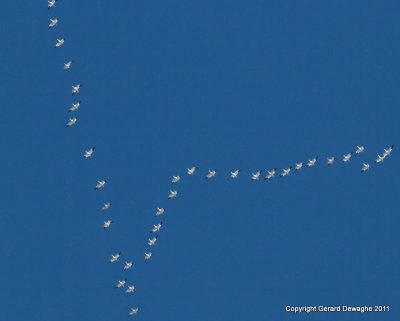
(0, 1), (399, 320)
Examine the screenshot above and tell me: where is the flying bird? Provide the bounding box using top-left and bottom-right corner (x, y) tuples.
(205, 170), (216, 179)
(128, 308), (139, 317)
(126, 285), (136, 294)
(230, 169), (241, 179)
(68, 101), (81, 113)
(63, 60), (74, 70)
(101, 202), (111, 211)
(295, 163), (304, 171)
(280, 167), (292, 178)
(115, 279), (126, 289)
(383, 145), (394, 157)
(355, 146), (365, 154)
(171, 175), (180, 184)
(55, 38), (65, 48)
(148, 236), (158, 247)
(187, 166), (197, 175)
(144, 252), (152, 261)
(155, 207), (164, 216)
(374, 154), (385, 164)
(109, 252), (121, 263)
(84, 147), (95, 158)
(103, 220), (113, 230)
(306, 157), (318, 167)
(48, 18), (59, 29)
(265, 168), (277, 180)
(151, 222), (162, 233)
(361, 163), (370, 173)
(327, 157), (336, 166)
(66, 117), (78, 127)
(124, 262), (133, 271)
(168, 190), (178, 199)
(251, 170), (262, 181)
(95, 180), (107, 190)
(48, 0), (56, 10)
(71, 84), (82, 95)
(342, 152), (353, 163)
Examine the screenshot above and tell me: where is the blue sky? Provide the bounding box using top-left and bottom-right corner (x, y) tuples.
(0, 1), (398, 320)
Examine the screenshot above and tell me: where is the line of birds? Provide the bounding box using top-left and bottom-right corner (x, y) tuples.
(47, 2), (395, 319)
(47, 1), (138, 317)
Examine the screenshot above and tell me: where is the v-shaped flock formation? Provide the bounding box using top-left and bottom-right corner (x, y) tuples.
(46, 1), (395, 318)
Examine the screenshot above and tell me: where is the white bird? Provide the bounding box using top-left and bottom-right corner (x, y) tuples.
(144, 252), (152, 261)
(155, 207), (164, 216)
(187, 166), (197, 175)
(205, 169), (216, 179)
(361, 163), (370, 173)
(295, 162), (304, 171)
(103, 220), (113, 230)
(374, 154), (385, 164)
(68, 101), (81, 113)
(148, 236), (158, 247)
(280, 166), (292, 178)
(343, 152), (353, 163)
(128, 308), (139, 316)
(95, 180), (107, 190)
(355, 146), (365, 154)
(101, 202), (111, 211)
(48, 0), (56, 10)
(171, 175), (180, 184)
(306, 157), (318, 167)
(251, 170), (262, 181)
(48, 18), (59, 29)
(55, 38), (65, 48)
(124, 262), (133, 271)
(66, 117), (78, 127)
(115, 279), (126, 289)
(126, 285), (135, 294)
(230, 169), (241, 179)
(168, 190), (178, 199)
(63, 60), (74, 70)
(327, 157), (336, 166)
(84, 147), (95, 158)
(71, 84), (82, 95)
(109, 252), (121, 263)
(151, 222), (162, 233)
(383, 145), (394, 157)
(265, 168), (277, 180)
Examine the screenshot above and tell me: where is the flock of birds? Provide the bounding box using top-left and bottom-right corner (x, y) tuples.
(47, 0), (395, 318)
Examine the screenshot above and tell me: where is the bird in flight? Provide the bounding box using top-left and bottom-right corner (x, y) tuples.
(251, 170), (262, 181)
(155, 207), (164, 216)
(101, 202), (111, 211)
(95, 180), (107, 190)
(205, 169), (216, 179)
(63, 60), (74, 71)
(361, 163), (370, 173)
(171, 175), (180, 184)
(187, 166), (197, 175)
(355, 146), (365, 154)
(103, 220), (113, 230)
(48, 0), (56, 10)
(128, 307), (139, 316)
(68, 101), (81, 113)
(48, 18), (59, 29)
(115, 279), (126, 289)
(124, 262), (133, 271)
(109, 252), (121, 263)
(66, 117), (78, 128)
(265, 168), (277, 180)
(327, 157), (336, 166)
(342, 152), (353, 163)
(168, 190), (178, 199)
(230, 169), (241, 179)
(83, 147), (95, 158)
(126, 285), (136, 294)
(280, 166), (292, 178)
(151, 222), (162, 233)
(307, 157), (318, 167)
(144, 252), (152, 261)
(71, 84), (82, 95)
(55, 38), (65, 48)
(295, 162), (304, 171)
(148, 236), (158, 247)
